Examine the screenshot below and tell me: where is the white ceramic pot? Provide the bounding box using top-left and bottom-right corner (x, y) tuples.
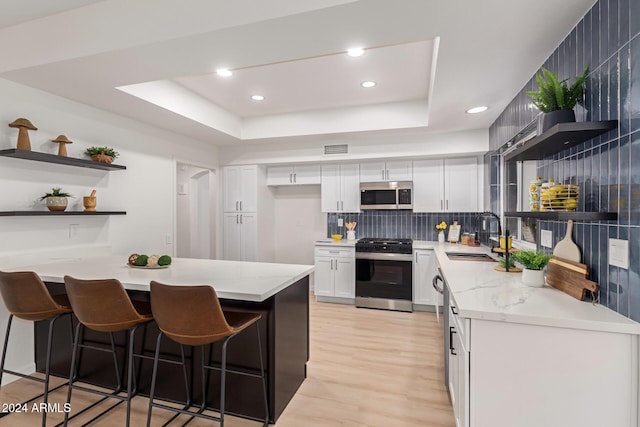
(438, 231), (445, 243)
(522, 268), (545, 287)
(346, 230), (356, 240)
(46, 196), (68, 212)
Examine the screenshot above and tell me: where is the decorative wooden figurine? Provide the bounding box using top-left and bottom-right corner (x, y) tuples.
(8, 118), (37, 151)
(52, 135), (73, 157)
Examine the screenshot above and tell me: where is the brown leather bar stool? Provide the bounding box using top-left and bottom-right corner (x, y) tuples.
(0, 270), (73, 427)
(63, 275), (153, 427)
(147, 281), (268, 427)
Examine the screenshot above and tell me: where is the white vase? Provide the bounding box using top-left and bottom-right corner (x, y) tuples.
(346, 230), (356, 240)
(522, 268), (545, 287)
(46, 196), (68, 212)
(438, 231), (445, 243)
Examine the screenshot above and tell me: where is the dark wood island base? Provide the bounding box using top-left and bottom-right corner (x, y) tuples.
(36, 276), (310, 424)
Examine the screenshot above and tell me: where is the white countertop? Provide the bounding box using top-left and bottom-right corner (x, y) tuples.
(13, 255), (314, 302)
(414, 241), (640, 335)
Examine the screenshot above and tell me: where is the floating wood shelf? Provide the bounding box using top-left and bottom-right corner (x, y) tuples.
(504, 211), (617, 221)
(503, 120), (618, 162)
(0, 211), (126, 216)
(0, 149), (126, 170)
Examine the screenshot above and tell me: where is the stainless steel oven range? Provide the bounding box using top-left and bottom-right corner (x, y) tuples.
(355, 238), (413, 312)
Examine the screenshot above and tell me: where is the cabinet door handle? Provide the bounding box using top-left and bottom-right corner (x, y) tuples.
(236, 201), (239, 211)
(293, 173), (297, 183)
(236, 214), (239, 224)
(337, 201), (340, 211)
(415, 252), (418, 263)
(382, 170), (385, 181)
(289, 173), (292, 183)
(239, 201), (243, 211)
(446, 200), (449, 210)
(240, 214), (243, 224)
(335, 259), (338, 271)
(386, 169), (389, 180)
(451, 306), (458, 315)
(330, 259), (334, 270)
(341, 201), (344, 210)
(440, 200), (443, 210)
(449, 327), (457, 355)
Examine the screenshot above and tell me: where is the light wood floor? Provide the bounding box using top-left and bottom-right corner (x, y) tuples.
(0, 295), (455, 426)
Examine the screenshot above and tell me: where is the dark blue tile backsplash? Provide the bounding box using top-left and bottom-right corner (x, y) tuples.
(489, 0), (640, 321)
(326, 211), (480, 241)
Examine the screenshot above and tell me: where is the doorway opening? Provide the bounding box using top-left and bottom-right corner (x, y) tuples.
(176, 163), (217, 259)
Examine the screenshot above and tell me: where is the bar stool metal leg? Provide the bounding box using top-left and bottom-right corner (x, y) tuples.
(255, 322), (269, 427)
(1, 314), (71, 427)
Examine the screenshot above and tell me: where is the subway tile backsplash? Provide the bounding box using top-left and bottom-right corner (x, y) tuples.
(489, 0), (640, 321)
(326, 211), (480, 241)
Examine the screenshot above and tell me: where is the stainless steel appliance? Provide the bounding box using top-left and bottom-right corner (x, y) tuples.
(359, 181), (413, 210)
(355, 238), (413, 312)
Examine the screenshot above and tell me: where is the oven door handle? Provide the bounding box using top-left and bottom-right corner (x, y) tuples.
(432, 274), (444, 295)
(355, 252), (412, 261)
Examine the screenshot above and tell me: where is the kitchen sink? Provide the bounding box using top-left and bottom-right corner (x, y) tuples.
(445, 252), (496, 262)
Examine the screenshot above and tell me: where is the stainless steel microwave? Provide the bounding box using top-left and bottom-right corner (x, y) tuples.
(360, 181), (413, 210)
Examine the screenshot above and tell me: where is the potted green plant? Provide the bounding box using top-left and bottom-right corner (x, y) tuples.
(85, 146), (119, 164)
(526, 65), (588, 134)
(40, 187), (73, 212)
(511, 250), (552, 287)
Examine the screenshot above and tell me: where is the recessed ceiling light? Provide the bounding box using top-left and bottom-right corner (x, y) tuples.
(466, 106), (488, 114)
(347, 47), (365, 57)
(216, 69), (232, 77)
(251, 95), (265, 101)
(361, 81), (376, 88)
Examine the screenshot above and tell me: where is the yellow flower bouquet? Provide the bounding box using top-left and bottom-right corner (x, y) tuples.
(435, 221), (447, 232)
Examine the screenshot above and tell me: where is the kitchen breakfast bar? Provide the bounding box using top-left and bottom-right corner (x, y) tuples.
(14, 255), (314, 424)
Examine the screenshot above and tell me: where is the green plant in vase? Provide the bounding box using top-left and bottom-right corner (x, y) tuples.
(526, 65), (588, 133)
(40, 187), (73, 212)
(85, 146), (119, 164)
(511, 250), (552, 287)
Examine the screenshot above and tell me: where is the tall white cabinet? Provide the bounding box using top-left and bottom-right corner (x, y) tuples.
(320, 164), (360, 213)
(222, 165), (273, 262)
(413, 158), (479, 212)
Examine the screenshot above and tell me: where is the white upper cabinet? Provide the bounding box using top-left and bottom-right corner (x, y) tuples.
(266, 164), (321, 186)
(360, 160), (412, 182)
(223, 165), (257, 212)
(321, 164), (360, 213)
(413, 158), (478, 212)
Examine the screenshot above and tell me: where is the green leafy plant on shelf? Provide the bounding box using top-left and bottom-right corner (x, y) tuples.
(85, 146), (119, 160)
(526, 66), (589, 112)
(511, 250), (551, 271)
(40, 187), (73, 200)
(497, 255), (516, 269)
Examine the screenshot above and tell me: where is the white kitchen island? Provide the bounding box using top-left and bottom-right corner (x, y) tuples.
(13, 254), (314, 424)
(414, 241), (640, 427)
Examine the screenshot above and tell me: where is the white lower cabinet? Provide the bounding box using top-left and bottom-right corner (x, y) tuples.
(223, 212), (257, 262)
(314, 246), (355, 300)
(447, 288), (639, 427)
(412, 249), (441, 306)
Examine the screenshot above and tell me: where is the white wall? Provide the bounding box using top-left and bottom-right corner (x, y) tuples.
(0, 78), (219, 259)
(272, 185), (326, 265)
(0, 78), (219, 384)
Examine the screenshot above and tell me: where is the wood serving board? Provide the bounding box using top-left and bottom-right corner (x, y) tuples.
(546, 256), (598, 300)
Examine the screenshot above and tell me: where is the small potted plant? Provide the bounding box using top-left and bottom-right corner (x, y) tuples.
(511, 250), (552, 287)
(40, 187), (73, 212)
(85, 146), (119, 164)
(526, 65), (588, 134)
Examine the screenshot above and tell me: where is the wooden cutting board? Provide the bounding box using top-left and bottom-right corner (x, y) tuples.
(552, 220), (581, 262)
(546, 256), (598, 300)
